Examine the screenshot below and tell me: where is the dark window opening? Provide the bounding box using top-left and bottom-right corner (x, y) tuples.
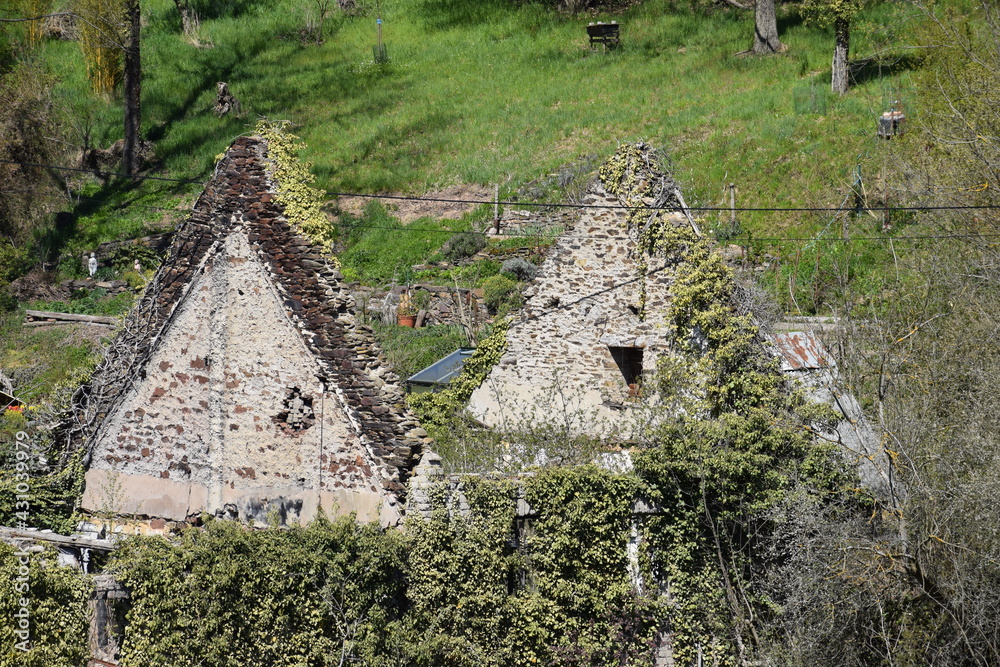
(609, 346), (644, 388)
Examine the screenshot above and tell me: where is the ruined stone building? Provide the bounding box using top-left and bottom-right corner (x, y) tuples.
(468, 144), (879, 467)
(75, 137), (426, 528)
(469, 150), (691, 436)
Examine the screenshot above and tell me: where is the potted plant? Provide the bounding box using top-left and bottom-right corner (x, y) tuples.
(397, 291), (417, 327)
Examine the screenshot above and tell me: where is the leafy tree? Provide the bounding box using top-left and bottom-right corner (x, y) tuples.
(73, 0), (142, 174)
(0, 62), (57, 237)
(801, 0), (867, 94)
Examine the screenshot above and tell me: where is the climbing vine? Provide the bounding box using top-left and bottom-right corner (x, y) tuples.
(407, 319), (509, 428)
(0, 145), (862, 667)
(405, 467), (660, 667)
(599, 144), (856, 663)
(112, 514), (408, 667)
(1, 360), (94, 534)
(0, 466), (649, 667)
(0, 543), (92, 667)
(256, 119), (340, 261)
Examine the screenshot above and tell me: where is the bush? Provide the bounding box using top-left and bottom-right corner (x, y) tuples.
(0, 245), (30, 312)
(442, 232), (486, 263)
(501, 257), (537, 281)
(482, 274), (521, 315)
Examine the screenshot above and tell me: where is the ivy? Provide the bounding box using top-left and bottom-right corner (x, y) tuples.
(0, 452), (86, 535)
(407, 319), (509, 428)
(404, 478), (521, 666)
(0, 543), (93, 667)
(256, 119), (340, 263)
(405, 467), (660, 667)
(598, 143), (858, 663)
(111, 514), (408, 667)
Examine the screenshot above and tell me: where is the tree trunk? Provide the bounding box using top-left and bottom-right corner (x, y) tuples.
(751, 0), (784, 54)
(173, 0), (195, 36)
(831, 17), (850, 96)
(122, 0), (141, 176)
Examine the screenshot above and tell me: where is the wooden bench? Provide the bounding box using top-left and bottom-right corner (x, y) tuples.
(587, 22), (620, 50)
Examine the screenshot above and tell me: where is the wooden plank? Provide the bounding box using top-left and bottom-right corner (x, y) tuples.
(23, 320), (115, 328)
(0, 526), (117, 552)
(24, 310), (118, 325)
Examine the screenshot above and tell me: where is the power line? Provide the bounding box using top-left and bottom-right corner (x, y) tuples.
(6, 187), (1000, 246)
(3, 157), (1000, 213)
(0, 188), (191, 215)
(330, 190), (1000, 213)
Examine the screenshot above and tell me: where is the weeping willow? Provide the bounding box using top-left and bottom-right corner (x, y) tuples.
(73, 0), (124, 95)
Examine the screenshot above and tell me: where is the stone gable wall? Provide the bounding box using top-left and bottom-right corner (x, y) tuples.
(78, 137), (427, 526)
(469, 181), (687, 432)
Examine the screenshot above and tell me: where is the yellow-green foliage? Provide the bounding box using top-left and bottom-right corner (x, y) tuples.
(12, 0), (50, 46)
(256, 119), (339, 259)
(600, 143), (693, 320)
(405, 467), (660, 667)
(73, 0), (123, 96)
(34, 467), (656, 667)
(407, 319), (508, 428)
(111, 515), (408, 667)
(0, 543), (93, 666)
(599, 144), (856, 664)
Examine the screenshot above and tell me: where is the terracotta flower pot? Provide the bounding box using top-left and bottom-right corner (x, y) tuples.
(398, 315), (417, 328)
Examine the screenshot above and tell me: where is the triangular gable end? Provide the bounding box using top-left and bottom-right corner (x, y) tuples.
(78, 137), (426, 527)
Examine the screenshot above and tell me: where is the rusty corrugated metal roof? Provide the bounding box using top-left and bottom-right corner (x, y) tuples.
(773, 331), (830, 371)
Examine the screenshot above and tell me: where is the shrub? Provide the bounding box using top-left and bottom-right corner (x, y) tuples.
(442, 232), (486, 263)
(0, 245), (30, 312)
(111, 244), (160, 274)
(482, 274), (520, 315)
(501, 257), (537, 281)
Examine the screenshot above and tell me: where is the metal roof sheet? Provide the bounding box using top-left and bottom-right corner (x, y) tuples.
(406, 348), (476, 386)
(773, 331), (830, 371)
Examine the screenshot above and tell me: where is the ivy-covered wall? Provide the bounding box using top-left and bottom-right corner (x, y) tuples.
(0, 543), (92, 667)
(0, 467), (663, 667)
(0, 143), (863, 667)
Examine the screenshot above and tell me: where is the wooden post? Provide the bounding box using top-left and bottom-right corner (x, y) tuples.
(882, 161), (889, 230)
(494, 183), (500, 235)
(729, 183), (736, 227)
(775, 247), (781, 294)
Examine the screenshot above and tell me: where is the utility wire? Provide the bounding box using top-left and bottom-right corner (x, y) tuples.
(3, 157), (1000, 213)
(0, 159), (208, 185)
(5, 188), (999, 245)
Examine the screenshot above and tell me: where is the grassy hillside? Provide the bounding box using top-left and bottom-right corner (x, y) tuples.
(1, 0), (933, 403)
(32, 0), (922, 252)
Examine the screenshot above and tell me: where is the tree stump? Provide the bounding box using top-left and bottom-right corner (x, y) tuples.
(214, 82), (242, 117)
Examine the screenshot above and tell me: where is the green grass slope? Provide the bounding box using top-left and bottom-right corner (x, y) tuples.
(1, 0), (934, 402)
(39, 0), (922, 242)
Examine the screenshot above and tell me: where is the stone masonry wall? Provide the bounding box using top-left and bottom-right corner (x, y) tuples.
(468, 179), (687, 434)
(79, 137), (428, 527)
